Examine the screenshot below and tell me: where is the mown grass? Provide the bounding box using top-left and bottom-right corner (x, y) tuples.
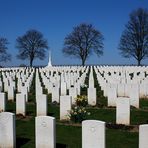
(140, 99), (148, 109)
(106, 129), (138, 148)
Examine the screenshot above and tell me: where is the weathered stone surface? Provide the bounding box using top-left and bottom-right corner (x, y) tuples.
(69, 87), (77, 104)
(0, 112), (16, 148)
(107, 87), (117, 107)
(139, 124), (148, 148)
(60, 81), (67, 96)
(0, 93), (6, 112)
(52, 86), (60, 103)
(88, 87), (96, 106)
(37, 94), (47, 116)
(116, 97), (130, 125)
(82, 120), (105, 148)
(16, 93), (26, 116)
(60, 95), (72, 120)
(130, 84), (139, 108)
(36, 116), (56, 148)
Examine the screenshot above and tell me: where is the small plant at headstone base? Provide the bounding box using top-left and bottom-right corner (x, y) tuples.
(75, 95), (88, 107)
(68, 106), (90, 123)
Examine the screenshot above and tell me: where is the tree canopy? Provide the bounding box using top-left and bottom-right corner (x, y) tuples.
(119, 8), (148, 66)
(62, 23), (104, 66)
(16, 29), (49, 66)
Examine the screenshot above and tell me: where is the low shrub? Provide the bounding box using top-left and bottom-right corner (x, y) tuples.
(75, 95), (88, 107)
(69, 106), (90, 123)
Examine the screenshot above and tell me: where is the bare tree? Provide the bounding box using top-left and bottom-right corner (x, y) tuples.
(0, 38), (11, 63)
(16, 29), (49, 67)
(62, 23), (104, 66)
(119, 8), (148, 66)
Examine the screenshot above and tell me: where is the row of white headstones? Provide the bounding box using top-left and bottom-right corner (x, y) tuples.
(0, 67), (34, 116)
(96, 66), (148, 101)
(0, 66), (148, 147)
(0, 112), (148, 148)
(2, 65), (145, 122)
(38, 65), (148, 125)
(0, 66), (89, 117)
(94, 66), (148, 125)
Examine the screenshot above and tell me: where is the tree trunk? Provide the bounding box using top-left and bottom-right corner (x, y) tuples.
(30, 58), (33, 67)
(138, 59), (141, 66)
(81, 59), (85, 66)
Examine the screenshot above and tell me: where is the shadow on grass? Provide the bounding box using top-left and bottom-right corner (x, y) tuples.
(16, 139), (67, 148)
(7, 109), (14, 112)
(16, 137), (30, 148)
(47, 112), (54, 116)
(26, 111), (34, 116)
(56, 143), (67, 148)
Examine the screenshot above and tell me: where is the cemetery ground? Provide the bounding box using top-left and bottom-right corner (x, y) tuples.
(3, 68), (148, 148)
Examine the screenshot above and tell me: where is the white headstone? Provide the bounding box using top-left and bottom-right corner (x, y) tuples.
(116, 97), (130, 125)
(139, 84), (146, 98)
(139, 124), (148, 148)
(0, 112), (16, 148)
(16, 93), (26, 116)
(82, 120), (105, 148)
(21, 86), (28, 102)
(130, 84), (139, 108)
(52, 86), (60, 103)
(47, 83), (53, 94)
(37, 94), (47, 116)
(103, 83), (108, 97)
(4, 80), (8, 92)
(0, 93), (6, 112)
(76, 82), (80, 95)
(60, 95), (72, 120)
(69, 87), (77, 104)
(124, 84), (131, 97)
(107, 87), (117, 106)
(60, 81), (67, 96)
(36, 85), (43, 102)
(0, 81), (3, 92)
(89, 75), (94, 88)
(36, 116), (55, 148)
(17, 79), (22, 92)
(8, 86), (14, 101)
(88, 87), (96, 106)
(117, 84), (125, 97)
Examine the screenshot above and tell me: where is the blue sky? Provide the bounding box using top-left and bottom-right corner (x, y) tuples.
(0, 0), (148, 66)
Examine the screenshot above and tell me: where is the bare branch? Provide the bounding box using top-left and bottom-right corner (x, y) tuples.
(62, 23), (104, 66)
(119, 8), (148, 66)
(16, 29), (49, 66)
